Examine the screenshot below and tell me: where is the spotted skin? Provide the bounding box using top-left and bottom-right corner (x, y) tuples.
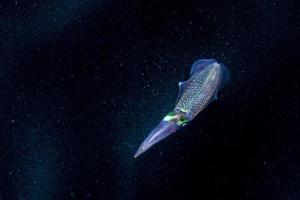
(175, 63), (222, 119)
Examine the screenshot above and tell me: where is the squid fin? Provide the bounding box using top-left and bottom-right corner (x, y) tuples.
(175, 81), (187, 105)
(190, 59), (217, 76)
(219, 63), (230, 90)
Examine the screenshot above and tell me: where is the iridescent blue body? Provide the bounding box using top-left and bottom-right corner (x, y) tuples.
(134, 59), (229, 158)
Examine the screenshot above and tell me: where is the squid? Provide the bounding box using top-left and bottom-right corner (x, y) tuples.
(134, 59), (230, 158)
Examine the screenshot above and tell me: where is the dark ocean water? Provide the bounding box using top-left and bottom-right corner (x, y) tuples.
(0, 0), (299, 199)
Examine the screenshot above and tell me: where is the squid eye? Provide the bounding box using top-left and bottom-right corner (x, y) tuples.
(167, 111), (176, 116)
(163, 111), (177, 121)
(177, 116), (188, 126)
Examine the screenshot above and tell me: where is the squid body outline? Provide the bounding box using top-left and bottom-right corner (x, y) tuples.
(134, 59), (230, 158)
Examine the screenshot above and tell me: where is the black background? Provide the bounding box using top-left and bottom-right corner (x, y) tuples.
(0, 0), (299, 199)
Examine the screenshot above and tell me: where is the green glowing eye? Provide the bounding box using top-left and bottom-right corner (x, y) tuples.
(178, 117), (188, 126)
(167, 111), (176, 117)
(163, 112), (175, 121)
(163, 111), (177, 121)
